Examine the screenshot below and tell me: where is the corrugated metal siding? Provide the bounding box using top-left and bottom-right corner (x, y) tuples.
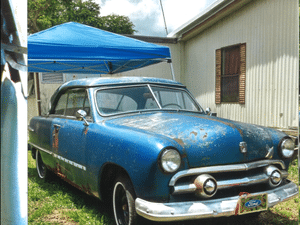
(182, 0), (298, 128)
(41, 73), (64, 83)
(116, 43), (182, 81)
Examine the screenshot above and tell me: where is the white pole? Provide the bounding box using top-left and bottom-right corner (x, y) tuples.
(1, 0), (28, 224)
(169, 62), (176, 81)
(1, 68), (28, 225)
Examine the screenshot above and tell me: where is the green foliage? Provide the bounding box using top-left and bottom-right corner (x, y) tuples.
(28, 0), (135, 35)
(28, 151), (114, 224)
(98, 14), (135, 35)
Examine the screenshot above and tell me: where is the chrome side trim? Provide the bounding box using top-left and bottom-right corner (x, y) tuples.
(28, 142), (86, 171)
(53, 154), (86, 171)
(172, 171), (289, 195)
(169, 160), (286, 186)
(136, 181), (298, 222)
(28, 142), (53, 155)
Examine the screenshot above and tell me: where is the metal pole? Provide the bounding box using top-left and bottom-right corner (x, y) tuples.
(1, 0), (28, 224)
(169, 62), (176, 81)
(159, 0), (169, 35)
(1, 65), (28, 225)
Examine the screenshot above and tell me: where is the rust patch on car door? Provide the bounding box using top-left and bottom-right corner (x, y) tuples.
(52, 124), (61, 151)
(52, 129), (59, 151)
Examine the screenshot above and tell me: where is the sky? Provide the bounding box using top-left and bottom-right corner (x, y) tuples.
(96, 0), (218, 37)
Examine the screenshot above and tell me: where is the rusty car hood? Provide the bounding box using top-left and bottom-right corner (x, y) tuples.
(106, 112), (282, 168)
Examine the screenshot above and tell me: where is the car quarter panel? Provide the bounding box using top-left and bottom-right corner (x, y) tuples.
(28, 116), (58, 171)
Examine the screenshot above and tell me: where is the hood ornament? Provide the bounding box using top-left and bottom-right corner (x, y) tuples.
(239, 142), (247, 154)
(265, 145), (274, 159)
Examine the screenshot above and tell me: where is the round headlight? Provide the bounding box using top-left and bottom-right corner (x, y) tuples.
(280, 138), (295, 158)
(160, 149), (181, 173)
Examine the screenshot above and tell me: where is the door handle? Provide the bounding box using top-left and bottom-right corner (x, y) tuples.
(53, 124), (61, 128)
(28, 126), (34, 132)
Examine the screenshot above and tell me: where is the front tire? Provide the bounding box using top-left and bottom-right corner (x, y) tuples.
(113, 176), (137, 225)
(36, 150), (48, 180)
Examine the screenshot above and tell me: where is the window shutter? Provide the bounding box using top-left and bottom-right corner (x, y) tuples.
(239, 43), (246, 104)
(215, 49), (222, 104)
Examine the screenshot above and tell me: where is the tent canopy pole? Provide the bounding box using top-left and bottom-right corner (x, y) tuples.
(169, 62), (176, 81)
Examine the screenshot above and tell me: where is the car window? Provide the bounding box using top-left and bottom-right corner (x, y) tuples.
(151, 86), (200, 111)
(65, 91), (84, 116)
(96, 85), (201, 116)
(96, 86), (159, 115)
(52, 89), (91, 117)
(96, 91), (138, 114)
(54, 92), (68, 115)
(117, 96), (138, 112)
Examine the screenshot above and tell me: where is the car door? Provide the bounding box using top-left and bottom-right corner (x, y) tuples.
(51, 88), (91, 187)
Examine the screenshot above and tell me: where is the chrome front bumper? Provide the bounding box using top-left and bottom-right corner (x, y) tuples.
(135, 181), (298, 222)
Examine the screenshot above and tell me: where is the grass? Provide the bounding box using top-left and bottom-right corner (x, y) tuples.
(28, 151), (299, 225)
(28, 151), (114, 225)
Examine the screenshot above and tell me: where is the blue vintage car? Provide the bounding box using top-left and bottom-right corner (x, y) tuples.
(28, 77), (298, 224)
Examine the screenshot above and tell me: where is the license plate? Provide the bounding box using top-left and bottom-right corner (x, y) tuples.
(238, 193), (268, 215)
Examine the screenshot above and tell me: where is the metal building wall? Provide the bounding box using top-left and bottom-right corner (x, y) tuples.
(182, 0), (298, 128)
(117, 42), (182, 81)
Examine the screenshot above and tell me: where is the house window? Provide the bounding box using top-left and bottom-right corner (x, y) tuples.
(215, 43), (246, 104)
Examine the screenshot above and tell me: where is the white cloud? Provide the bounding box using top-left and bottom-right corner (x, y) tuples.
(96, 0), (215, 36)
(162, 0), (207, 31)
(97, 0), (159, 18)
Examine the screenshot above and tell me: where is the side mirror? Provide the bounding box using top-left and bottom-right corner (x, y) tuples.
(205, 107), (217, 117)
(205, 107), (211, 115)
(76, 109), (89, 126)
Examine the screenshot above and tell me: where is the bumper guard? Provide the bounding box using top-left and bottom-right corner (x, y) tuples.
(135, 180), (298, 222)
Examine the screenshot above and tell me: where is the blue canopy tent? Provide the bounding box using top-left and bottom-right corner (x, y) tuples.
(28, 22), (173, 76)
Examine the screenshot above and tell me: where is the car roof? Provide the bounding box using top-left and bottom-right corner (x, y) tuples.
(59, 77), (185, 90)
(50, 77), (186, 108)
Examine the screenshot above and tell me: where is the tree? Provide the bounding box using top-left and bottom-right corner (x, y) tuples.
(98, 14), (135, 35)
(28, 0), (62, 33)
(28, 0), (135, 35)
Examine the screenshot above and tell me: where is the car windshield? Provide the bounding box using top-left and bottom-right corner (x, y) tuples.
(95, 84), (202, 116)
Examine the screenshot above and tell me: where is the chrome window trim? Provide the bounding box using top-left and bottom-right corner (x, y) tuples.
(147, 84), (162, 109)
(94, 84), (203, 117)
(47, 114), (93, 122)
(149, 84), (203, 112)
(169, 159), (286, 186)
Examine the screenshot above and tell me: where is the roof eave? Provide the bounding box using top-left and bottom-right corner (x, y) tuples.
(168, 0), (252, 41)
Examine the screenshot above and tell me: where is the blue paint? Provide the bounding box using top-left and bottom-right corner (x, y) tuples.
(245, 199), (262, 208)
(28, 77), (293, 203)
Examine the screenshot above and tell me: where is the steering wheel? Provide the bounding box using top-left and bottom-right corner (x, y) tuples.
(162, 103), (182, 109)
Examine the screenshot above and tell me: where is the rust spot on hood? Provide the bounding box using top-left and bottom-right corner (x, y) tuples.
(190, 131), (198, 137)
(173, 138), (185, 148)
(190, 114), (244, 136)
